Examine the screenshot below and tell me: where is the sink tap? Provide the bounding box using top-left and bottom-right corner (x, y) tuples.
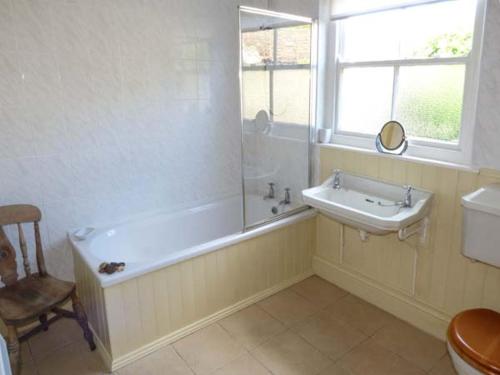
(403, 185), (412, 208)
(279, 188), (291, 205)
(332, 170), (341, 190)
(264, 182), (275, 200)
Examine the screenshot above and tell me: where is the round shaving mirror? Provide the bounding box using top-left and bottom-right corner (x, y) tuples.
(375, 121), (408, 155)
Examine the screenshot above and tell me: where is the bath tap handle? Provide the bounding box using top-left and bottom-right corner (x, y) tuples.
(264, 182), (275, 200)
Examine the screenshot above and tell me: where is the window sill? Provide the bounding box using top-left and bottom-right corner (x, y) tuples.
(318, 142), (479, 173)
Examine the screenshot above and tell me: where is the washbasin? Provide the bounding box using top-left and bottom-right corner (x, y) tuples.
(302, 171), (433, 235)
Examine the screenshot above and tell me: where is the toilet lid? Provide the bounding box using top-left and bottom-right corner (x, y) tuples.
(448, 309), (500, 374)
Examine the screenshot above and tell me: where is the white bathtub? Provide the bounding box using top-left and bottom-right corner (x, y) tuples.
(70, 196), (315, 288)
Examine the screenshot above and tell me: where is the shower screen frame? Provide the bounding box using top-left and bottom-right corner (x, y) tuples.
(238, 6), (318, 231)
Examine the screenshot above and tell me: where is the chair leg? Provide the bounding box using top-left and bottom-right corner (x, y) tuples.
(71, 291), (96, 351)
(6, 325), (20, 375)
(39, 314), (49, 331)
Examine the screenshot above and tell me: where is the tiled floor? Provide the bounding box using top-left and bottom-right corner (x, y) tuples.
(18, 276), (457, 375)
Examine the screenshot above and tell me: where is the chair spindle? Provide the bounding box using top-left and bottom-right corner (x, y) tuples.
(34, 222), (47, 276)
(17, 223), (31, 277)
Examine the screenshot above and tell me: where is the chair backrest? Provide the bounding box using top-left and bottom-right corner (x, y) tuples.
(0, 205), (47, 286)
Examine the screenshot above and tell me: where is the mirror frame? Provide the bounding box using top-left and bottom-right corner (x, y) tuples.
(375, 121), (408, 155)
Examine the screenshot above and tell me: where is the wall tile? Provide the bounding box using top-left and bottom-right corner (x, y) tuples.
(0, 0), (315, 281)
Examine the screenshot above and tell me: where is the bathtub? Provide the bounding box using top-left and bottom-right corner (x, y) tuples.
(71, 196), (313, 288)
(70, 196), (316, 371)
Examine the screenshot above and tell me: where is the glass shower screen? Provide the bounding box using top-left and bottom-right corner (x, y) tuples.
(239, 7), (315, 229)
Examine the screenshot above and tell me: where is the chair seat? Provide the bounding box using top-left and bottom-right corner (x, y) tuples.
(0, 274), (75, 325)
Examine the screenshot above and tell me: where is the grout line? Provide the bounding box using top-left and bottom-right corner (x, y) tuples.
(171, 343), (196, 375)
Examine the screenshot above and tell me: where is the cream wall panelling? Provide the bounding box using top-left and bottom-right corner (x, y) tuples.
(315, 146), (500, 340)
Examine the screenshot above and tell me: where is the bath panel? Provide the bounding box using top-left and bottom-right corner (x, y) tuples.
(73, 212), (315, 371)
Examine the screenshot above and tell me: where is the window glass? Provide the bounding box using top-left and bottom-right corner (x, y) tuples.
(337, 67), (394, 134)
(395, 65), (466, 142)
(399, 1), (476, 59)
(341, 11), (401, 62)
(336, 0), (476, 144)
(341, 0), (476, 62)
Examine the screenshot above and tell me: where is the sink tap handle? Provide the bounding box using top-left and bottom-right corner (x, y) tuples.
(403, 185), (413, 207)
(332, 169), (342, 189)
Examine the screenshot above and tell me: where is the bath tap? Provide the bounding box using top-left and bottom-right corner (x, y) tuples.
(279, 188), (291, 205)
(264, 182), (275, 200)
(332, 169), (341, 190)
(403, 185), (413, 208)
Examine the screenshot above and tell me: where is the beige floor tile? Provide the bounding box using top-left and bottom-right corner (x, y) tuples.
(20, 360), (38, 375)
(294, 311), (367, 360)
(116, 345), (192, 375)
(212, 353), (271, 375)
(337, 340), (427, 375)
(371, 319), (446, 372)
(28, 318), (83, 363)
(20, 342), (32, 362)
(429, 354), (458, 375)
(35, 340), (107, 375)
(257, 290), (319, 327)
(326, 294), (395, 336)
(173, 324), (244, 375)
(291, 276), (348, 308)
(317, 364), (351, 375)
(251, 330), (332, 375)
(219, 305), (285, 350)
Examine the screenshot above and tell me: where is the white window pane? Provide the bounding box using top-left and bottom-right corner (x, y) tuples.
(337, 67), (394, 135)
(242, 70), (270, 120)
(395, 65), (465, 142)
(340, 0), (476, 62)
(273, 70), (310, 125)
(276, 25), (311, 65)
(399, 0), (476, 59)
(341, 11), (401, 62)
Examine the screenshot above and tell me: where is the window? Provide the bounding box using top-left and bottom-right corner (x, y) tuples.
(330, 0), (484, 163)
(241, 24), (312, 125)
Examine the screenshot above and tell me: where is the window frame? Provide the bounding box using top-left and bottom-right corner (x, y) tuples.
(327, 0), (487, 165)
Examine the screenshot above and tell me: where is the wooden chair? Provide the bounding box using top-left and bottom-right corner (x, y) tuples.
(0, 205), (95, 375)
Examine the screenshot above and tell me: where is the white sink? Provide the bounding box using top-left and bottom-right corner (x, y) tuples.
(302, 171), (433, 235)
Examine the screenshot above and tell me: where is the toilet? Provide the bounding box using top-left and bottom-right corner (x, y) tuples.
(447, 309), (500, 374)
(447, 187), (500, 374)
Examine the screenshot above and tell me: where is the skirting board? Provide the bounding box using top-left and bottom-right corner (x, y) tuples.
(313, 256), (451, 341)
(96, 270), (314, 372)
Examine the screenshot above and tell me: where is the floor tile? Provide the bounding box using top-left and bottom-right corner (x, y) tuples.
(326, 294), (395, 336)
(291, 276), (348, 308)
(257, 289), (319, 327)
(173, 324), (244, 375)
(219, 305), (285, 350)
(211, 353), (271, 375)
(20, 359), (38, 375)
(117, 345), (192, 375)
(35, 340), (107, 375)
(317, 364), (351, 375)
(294, 310), (367, 360)
(251, 330), (332, 375)
(371, 319), (447, 372)
(336, 340), (427, 375)
(429, 353), (458, 375)
(28, 318), (83, 363)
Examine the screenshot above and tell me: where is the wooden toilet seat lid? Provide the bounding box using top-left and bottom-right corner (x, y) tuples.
(448, 309), (500, 374)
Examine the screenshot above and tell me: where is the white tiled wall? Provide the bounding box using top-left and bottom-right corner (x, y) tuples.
(0, 0), (319, 281)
